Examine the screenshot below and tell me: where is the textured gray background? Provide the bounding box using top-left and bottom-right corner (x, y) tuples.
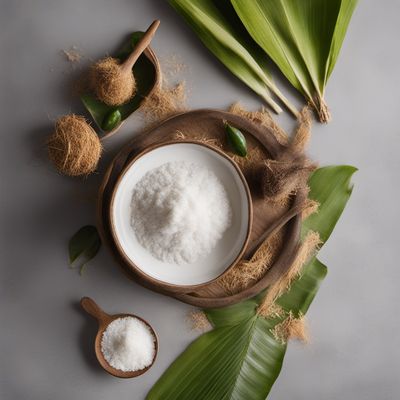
(1, 0), (399, 399)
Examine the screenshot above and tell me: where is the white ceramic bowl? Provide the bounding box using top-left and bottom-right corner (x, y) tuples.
(110, 141), (252, 287)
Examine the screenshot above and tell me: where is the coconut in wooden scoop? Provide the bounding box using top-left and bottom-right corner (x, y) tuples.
(89, 20), (160, 106)
(90, 57), (136, 106)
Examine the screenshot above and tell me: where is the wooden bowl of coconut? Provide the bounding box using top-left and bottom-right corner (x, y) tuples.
(108, 140), (253, 295)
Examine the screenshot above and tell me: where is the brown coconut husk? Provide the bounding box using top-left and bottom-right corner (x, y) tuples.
(187, 310), (212, 332)
(47, 114), (102, 176)
(140, 52), (188, 125)
(219, 231), (283, 295)
(257, 231), (321, 318)
(62, 46), (83, 63)
(141, 81), (187, 126)
(255, 159), (316, 203)
(161, 54), (188, 78)
(90, 57), (136, 106)
(251, 107), (317, 204)
(231, 146), (270, 175)
(290, 107), (313, 153)
(217, 199), (319, 297)
(271, 312), (309, 344)
(302, 199), (320, 220)
(229, 102), (289, 146)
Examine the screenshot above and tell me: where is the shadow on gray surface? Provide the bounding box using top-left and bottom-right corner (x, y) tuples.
(27, 124), (54, 167)
(72, 300), (104, 375)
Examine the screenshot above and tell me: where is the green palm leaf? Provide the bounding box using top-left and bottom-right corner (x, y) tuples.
(169, 0), (298, 116)
(147, 166), (356, 400)
(230, 0), (358, 122)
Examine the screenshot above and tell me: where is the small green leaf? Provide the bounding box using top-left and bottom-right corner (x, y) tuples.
(101, 109), (122, 132)
(81, 32), (158, 132)
(68, 225), (101, 273)
(225, 122), (247, 157)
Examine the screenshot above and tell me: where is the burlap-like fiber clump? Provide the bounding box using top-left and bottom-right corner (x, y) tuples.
(187, 310), (212, 332)
(219, 231), (283, 295)
(218, 199), (319, 296)
(257, 108), (317, 204)
(141, 81), (187, 126)
(47, 114), (102, 176)
(90, 57), (136, 106)
(271, 312), (309, 344)
(229, 102), (289, 146)
(229, 103), (317, 204)
(257, 231), (321, 317)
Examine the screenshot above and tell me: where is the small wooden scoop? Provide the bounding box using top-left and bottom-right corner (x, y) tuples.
(80, 297), (158, 378)
(90, 20), (161, 106)
(120, 19), (160, 75)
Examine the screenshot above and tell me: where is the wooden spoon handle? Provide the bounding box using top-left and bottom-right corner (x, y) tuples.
(244, 200), (308, 260)
(80, 297), (111, 325)
(122, 20), (160, 73)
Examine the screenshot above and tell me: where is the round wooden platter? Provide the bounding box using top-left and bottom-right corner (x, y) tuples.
(97, 109), (305, 308)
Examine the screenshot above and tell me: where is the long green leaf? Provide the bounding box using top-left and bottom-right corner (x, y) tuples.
(325, 0), (359, 82)
(302, 165), (357, 242)
(230, 0), (358, 122)
(147, 165), (356, 400)
(147, 259), (326, 400)
(169, 0), (298, 116)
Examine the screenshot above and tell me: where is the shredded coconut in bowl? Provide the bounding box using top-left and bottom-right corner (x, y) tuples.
(101, 316), (156, 372)
(130, 161), (232, 264)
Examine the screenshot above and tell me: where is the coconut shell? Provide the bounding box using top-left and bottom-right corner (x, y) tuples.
(47, 114), (102, 176)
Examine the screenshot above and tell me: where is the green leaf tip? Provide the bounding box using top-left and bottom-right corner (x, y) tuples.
(169, 0), (298, 116)
(68, 225), (101, 273)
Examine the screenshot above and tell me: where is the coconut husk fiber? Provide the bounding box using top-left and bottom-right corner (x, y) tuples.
(271, 312), (309, 344)
(229, 102), (289, 146)
(218, 199), (319, 297)
(255, 108), (317, 204)
(140, 81), (187, 127)
(257, 231), (322, 318)
(187, 310), (212, 332)
(90, 57), (136, 106)
(47, 114), (102, 176)
(208, 106), (317, 298)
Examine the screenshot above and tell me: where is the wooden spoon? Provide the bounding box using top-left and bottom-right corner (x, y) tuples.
(120, 19), (160, 76)
(80, 297), (158, 378)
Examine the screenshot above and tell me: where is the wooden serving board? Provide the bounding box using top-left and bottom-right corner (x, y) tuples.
(97, 109), (305, 308)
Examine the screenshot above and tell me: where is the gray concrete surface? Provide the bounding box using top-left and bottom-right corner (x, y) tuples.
(1, 0), (399, 399)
